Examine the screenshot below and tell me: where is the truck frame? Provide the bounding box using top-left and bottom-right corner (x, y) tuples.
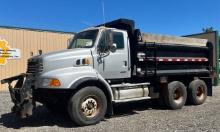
(1, 19), (213, 126)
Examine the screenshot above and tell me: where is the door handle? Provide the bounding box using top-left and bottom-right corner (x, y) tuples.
(123, 61), (127, 66)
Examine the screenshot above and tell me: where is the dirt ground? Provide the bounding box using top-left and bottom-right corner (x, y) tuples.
(1, 87), (220, 132)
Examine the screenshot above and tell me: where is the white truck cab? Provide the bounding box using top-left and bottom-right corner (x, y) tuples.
(68, 27), (131, 79)
(35, 27), (130, 89)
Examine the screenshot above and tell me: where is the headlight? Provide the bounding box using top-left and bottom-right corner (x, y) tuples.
(42, 78), (61, 87)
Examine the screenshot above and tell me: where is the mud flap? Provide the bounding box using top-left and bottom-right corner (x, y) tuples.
(199, 77), (213, 96)
(1, 73), (35, 118)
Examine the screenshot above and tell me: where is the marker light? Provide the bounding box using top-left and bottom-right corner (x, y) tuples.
(82, 57), (91, 65)
(49, 79), (61, 87)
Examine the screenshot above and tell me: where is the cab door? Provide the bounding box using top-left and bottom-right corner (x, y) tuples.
(99, 30), (130, 79)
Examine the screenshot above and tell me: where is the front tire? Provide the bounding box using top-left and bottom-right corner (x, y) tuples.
(188, 79), (207, 105)
(68, 86), (107, 126)
(164, 81), (187, 109)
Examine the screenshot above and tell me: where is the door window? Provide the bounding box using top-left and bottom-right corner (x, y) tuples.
(113, 32), (124, 49)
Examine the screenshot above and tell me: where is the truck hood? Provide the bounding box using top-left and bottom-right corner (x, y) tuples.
(30, 48), (93, 73)
(41, 48), (91, 61)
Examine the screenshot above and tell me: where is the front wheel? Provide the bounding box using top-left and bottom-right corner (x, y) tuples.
(68, 86), (107, 126)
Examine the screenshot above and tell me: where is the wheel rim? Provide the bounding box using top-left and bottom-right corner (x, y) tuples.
(81, 96), (99, 118)
(173, 88), (183, 104)
(197, 85), (205, 100)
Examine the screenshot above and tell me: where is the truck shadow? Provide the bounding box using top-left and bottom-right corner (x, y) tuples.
(0, 99), (164, 129)
(112, 99), (166, 117)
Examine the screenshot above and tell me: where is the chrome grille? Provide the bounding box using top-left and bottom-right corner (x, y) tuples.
(27, 59), (43, 74)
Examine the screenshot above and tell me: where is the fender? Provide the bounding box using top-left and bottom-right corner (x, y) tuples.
(70, 75), (114, 116)
(69, 76), (114, 101)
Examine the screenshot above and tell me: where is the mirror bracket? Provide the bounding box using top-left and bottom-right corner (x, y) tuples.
(110, 43), (117, 53)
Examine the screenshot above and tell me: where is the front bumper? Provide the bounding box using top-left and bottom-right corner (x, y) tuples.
(33, 88), (73, 105)
(1, 73), (34, 118)
(1, 73), (76, 119)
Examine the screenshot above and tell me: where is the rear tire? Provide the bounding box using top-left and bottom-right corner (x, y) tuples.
(164, 81), (187, 109)
(68, 86), (107, 126)
(188, 79), (207, 105)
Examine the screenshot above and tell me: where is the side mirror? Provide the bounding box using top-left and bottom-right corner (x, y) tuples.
(110, 43), (117, 53)
(107, 30), (113, 47)
(67, 37), (73, 48)
(134, 29), (142, 42)
(67, 43), (70, 48)
(98, 29), (113, 53)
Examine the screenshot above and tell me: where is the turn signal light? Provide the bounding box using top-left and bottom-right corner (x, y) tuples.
(49, 79), (61, 87)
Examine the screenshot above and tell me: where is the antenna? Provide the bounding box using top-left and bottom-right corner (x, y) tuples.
(101, 0), (107, 48)
(101, 0), (106, 27)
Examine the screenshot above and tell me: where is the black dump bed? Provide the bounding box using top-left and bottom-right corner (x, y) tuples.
(136, 42), (212, 77)
(98, 18), (213, 77)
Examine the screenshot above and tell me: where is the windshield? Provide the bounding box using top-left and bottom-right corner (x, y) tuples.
(68, 29), (99, 49)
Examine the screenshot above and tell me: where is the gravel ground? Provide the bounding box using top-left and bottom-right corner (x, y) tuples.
(0, 87), (220, 132)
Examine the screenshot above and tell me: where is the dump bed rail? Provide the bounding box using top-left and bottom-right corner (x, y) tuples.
(141, 33), (208, 47)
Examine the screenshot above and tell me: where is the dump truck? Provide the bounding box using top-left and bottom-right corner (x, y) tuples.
(1, 19), (213, 126)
